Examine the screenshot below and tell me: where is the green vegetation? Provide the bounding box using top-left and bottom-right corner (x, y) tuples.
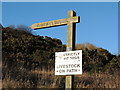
(2, 26), (120, 88)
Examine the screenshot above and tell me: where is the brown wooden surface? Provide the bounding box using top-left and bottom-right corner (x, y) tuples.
(30, 16), (79, 30)
(65, 10), (77, 90)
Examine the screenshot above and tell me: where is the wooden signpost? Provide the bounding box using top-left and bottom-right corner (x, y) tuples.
(30, 10), (80, 90)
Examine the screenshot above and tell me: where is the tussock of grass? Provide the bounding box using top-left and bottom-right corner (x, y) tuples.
(75, 72), (119, 88)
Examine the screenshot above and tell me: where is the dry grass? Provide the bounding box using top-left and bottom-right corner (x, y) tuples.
(2, 68), (120, 89)
(76, 43), (97, 50)
(75, 72), (120, 88)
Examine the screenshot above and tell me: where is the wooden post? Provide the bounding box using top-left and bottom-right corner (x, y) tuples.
(66, 10), (76, 90)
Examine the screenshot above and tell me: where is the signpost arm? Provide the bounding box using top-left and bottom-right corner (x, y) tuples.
(65, 10), (76, 90)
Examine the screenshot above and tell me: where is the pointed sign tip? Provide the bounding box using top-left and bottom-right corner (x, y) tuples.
(30, 25), (34, 29)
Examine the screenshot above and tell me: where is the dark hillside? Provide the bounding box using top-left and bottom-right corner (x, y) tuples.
(2, 27), (65, 71)
(2, 26), (120, 73)
(2, 26), (120, 88)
